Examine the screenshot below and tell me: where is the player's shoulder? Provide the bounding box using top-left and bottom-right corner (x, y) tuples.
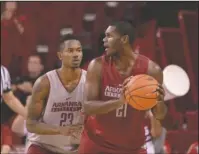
(137, 53), (161, 71)
(87, 56), (103, 71)
(43, 69), (59, 83)
(137, 53), (150, 62)
(91, 56), (103, 65)
(148, 59), (162, 73)
(44, 69), (59, 81)
(33, 73), (50, 89)
(147, 59), (163, 83)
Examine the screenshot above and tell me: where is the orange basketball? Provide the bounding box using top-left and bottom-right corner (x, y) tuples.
(124, 74), (159, 110)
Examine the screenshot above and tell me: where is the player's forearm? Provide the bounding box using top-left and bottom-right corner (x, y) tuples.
(83, 99), (123, 115)
(12, 115), (26, 136)
(26, 120), (60, 135)
(152, 101), (167, 120)
(5, 96), (27, 118)
(150, 117), (162, 137)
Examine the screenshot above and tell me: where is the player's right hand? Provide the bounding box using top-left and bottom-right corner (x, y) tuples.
(59, 124), (83, 136)
(120, 76), (133, 104)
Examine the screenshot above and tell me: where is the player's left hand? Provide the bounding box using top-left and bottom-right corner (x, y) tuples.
(59, 124), (83, 136)
(70, 125), (83, 144)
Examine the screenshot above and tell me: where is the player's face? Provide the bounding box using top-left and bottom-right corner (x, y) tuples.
(103, 26), (123, 56)
(58, 40), (83, 68)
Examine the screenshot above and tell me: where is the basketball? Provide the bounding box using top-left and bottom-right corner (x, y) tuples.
(124, 74), (159, 110)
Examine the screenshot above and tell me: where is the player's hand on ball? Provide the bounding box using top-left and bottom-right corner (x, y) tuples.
(151, 84), (167, 120)
(123, 76), (133, 87)
(120, 76), (132, 104)
(59, 124), (83, 136)
(156, 84), (165, 102)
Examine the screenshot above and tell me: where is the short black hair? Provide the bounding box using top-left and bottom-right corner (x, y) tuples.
(110, 21), (135, 44)
(59, 34), (80, 52)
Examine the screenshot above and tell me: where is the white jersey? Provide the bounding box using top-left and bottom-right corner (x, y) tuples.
(1, 65), (12, 101)
(27, 69), (86, 154)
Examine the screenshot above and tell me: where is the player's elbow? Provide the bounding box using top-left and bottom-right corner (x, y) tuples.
(12, 116), (26, 136)
(11, 124), (19, 134)
(11, 124), (25, 137)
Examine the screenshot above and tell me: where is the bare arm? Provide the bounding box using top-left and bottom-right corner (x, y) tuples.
(2, 66), (26, 117)
(145, 111), (162, 138)
(26, 75), (60, 135)
(83, 58), (123, 115)
(2, 91), (26, 117)
(147, 60), (167, 120)
(11, 115), (26, 136)
(11, 95), (31, 136)
(150, 117), (162, 138)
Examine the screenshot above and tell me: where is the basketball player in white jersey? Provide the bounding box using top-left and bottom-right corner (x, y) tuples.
(26, 34), (86, 154)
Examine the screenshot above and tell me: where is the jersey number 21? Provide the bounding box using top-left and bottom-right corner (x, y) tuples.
(116, 104), (128, 117)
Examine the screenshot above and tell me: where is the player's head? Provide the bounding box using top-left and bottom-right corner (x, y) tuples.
(103, 21), (135, 56)
(58, 34), (83, 68)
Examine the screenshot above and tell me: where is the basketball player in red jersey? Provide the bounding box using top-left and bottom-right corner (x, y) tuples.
(79, 21), (167, 154)
(26, 34), (86, 154)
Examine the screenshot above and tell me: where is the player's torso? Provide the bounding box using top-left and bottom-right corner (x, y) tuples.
(28, 69), (86, 153)
(85, 54), (149, 151)
(43, 69), (86, 126)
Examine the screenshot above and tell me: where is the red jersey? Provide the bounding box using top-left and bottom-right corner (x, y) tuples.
(83, 54), (150, 153)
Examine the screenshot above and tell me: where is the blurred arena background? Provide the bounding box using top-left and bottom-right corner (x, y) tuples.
(1, 1), (198, 154)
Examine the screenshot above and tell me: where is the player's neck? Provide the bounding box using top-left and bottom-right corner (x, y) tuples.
(114, 46), (136, 64)
(58, 66), (81, 83)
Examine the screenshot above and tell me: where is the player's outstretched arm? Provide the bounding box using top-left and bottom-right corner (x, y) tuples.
(83, 58), (123, 115)
(148, 60), (167, 121)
